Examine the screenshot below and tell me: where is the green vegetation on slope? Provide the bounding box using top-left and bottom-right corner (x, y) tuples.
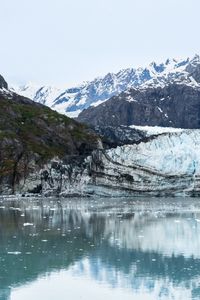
(0, 90), (99, 193)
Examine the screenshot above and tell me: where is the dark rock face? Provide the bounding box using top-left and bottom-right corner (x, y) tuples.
(0, 75), (8, 89)
(0, 90), (99, 194)
(93, 126), (148, 147)
(78, 83), (200, 129)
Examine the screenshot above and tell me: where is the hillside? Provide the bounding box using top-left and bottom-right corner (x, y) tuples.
(0, 77), (99, 194)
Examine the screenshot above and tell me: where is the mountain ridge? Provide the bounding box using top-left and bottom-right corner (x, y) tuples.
(12, 54), (200, 117)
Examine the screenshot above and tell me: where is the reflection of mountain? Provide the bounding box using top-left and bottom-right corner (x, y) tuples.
(0, 197), (200, 299)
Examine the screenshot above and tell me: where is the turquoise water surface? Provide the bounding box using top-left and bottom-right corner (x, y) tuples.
(0, 197), (200, 300)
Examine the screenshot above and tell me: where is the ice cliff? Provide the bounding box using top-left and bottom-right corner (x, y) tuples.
(16, 129), (200, 197)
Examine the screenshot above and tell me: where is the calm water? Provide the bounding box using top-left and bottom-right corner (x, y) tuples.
(0, 197), (200, 300)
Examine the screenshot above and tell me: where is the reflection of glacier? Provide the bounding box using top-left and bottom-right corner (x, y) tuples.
(0, 197), (200, 300)
(104, 213), (200, 258)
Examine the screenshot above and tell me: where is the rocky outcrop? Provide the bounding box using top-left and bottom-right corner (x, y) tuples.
(0, 74), (8, 89)
(78, 83), (200, 129)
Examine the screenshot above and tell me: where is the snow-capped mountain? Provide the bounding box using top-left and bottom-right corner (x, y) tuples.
(12, 83), (62, 108)
(12, 54), (200, 117)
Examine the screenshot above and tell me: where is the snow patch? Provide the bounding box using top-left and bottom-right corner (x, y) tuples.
(129, 125), (183, 136)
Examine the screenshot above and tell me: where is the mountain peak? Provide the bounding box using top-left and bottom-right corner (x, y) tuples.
(11, 54), (200, 118)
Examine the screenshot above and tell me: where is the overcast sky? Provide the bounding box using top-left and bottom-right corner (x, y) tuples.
(0, 0), (200, 86)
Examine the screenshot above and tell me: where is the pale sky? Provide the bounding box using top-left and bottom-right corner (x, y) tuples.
(0, 0), (200, 86)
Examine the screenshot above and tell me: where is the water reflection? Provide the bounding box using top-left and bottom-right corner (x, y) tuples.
(0, 197), (200, 300)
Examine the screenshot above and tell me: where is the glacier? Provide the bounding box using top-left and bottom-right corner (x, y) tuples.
(12, 129), (200, 197)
